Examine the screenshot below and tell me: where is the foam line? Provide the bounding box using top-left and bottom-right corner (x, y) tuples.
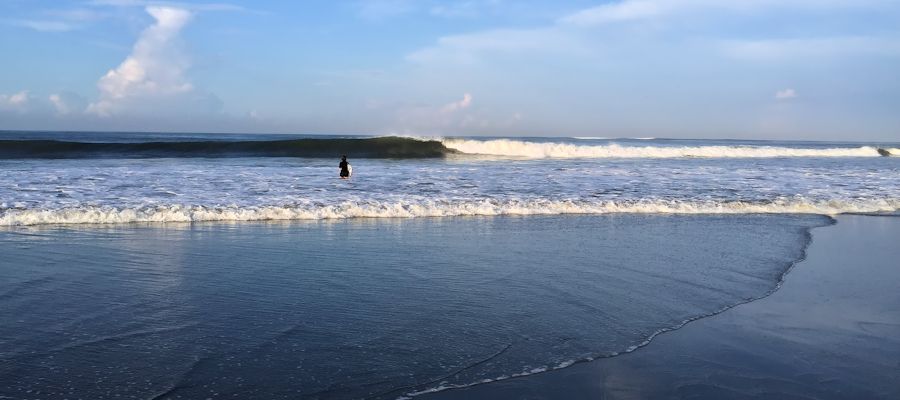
(2, 198), (898, 226)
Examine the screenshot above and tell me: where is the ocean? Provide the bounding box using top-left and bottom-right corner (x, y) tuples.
(0, 132), (898, 225)
(0, 132), (898, 399)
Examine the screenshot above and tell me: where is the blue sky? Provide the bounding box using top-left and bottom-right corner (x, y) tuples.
(1, 0), (898, 140)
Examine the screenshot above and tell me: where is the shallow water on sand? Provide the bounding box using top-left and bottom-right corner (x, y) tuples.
(0, 214), (829, 399)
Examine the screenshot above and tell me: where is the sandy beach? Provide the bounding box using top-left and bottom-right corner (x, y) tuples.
(424, 215), (900, 399)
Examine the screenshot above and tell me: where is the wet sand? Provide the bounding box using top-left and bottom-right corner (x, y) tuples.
(0, 215), (829, 399)
(425, 215), (900, 399)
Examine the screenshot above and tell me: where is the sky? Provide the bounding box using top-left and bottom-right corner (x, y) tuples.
(1, 0), (899, 140)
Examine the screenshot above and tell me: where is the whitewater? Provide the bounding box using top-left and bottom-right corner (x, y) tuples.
(1, 132), (898, 226)
(439, 138), (897, 158)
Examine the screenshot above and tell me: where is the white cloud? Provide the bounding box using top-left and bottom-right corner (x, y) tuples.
(561, 0), (666, 26)
(48, 94), (69, 114)
(559, 0), (895, 26)
(6, 7), (112, 33)
(8, 20), (81, 32)
(49, 92), (89, 115)
(7, 91), (29, 106)
(408, 1), (900, 68)
(87, 6), (195, 116)
(429, 0), (501, 18)
(0, 91), (30, 111)
(723, 37), (900, 61)
(390, 93), (485, 134)
(47, 8), (111, 22)
(87, 0), (245, 12)
(441, 93), (473, 113)
(775, 89), (797, 99)
(407, 28), (584, 64)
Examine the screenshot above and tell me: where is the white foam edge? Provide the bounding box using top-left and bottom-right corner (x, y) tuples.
(2, 198), (898, 226)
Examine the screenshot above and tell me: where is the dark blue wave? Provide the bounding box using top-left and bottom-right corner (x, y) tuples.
(0, 137), (452, 159)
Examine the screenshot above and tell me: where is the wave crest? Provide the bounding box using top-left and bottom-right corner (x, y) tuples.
(441, 139), (895, 158)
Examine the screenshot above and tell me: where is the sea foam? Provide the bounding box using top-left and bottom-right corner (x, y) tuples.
(441, 139), (896, 159)
(2, 198), (897, 226)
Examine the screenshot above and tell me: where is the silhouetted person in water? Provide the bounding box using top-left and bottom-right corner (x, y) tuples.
(339, 155), (351, 179)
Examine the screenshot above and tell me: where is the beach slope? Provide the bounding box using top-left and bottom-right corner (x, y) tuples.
(425, 215), (900, 399)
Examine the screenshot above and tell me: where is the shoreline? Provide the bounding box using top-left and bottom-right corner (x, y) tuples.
(422, 215), (900, 399)
(0, 213), (829, 399)
(396, 214), (831, 399)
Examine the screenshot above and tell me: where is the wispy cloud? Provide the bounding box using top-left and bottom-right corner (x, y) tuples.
(723, 37), (900, 61)
(7, 19), (81, 32)
(560, 0), (666, 25)
(409, 0), (900, 66)
(559, 0), (892, 26)
(429, 0), (502, 18)
(775, 89), (797, 99)
(354, 0), (503, 21)
(87, 0), (246, 12)
(355, 0), (415, 21)
(5, 6), (110, 32)
(407, 27), (584, 64)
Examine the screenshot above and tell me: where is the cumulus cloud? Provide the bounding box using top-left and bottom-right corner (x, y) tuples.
(48, 94), (70, 114)
(441, 93), (473, 113)
(775, 89), (797, 99)
(87, 6), (198, 116)
(0, 91), (30, 112)
(49, 92), (89, 115)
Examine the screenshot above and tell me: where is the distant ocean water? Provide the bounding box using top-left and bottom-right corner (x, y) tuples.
(1, 131), (897, 225)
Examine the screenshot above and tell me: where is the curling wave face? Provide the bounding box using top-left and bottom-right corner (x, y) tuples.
(0, 137), (450, 159)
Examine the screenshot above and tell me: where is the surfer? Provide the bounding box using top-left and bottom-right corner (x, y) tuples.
(339, 155), (351, 179)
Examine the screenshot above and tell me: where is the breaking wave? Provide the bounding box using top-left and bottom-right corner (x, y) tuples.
(1, 136), (895, 159)
(0, 137), (450, 159)
(2, 198), (897, 226)
(441, 138), (897, 158)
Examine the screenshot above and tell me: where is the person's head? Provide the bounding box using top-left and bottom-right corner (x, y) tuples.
(341, 155), (347, 161)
